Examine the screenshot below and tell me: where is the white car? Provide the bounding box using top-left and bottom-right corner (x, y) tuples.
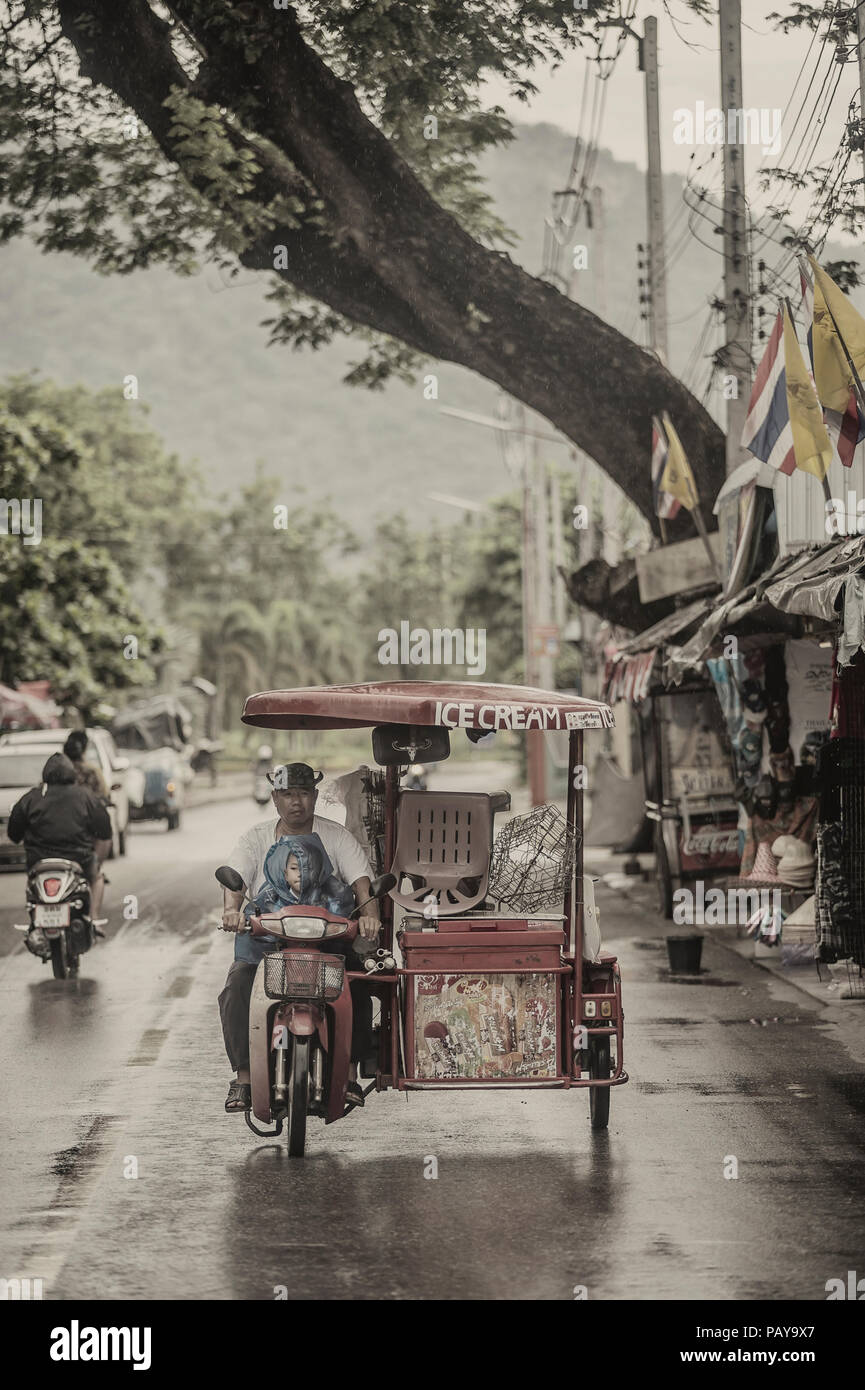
(0, 728), (140, 861)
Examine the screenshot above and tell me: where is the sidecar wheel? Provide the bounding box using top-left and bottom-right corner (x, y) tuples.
(287, 1037), (310, 1157)
(588, 1036), (611, 1131)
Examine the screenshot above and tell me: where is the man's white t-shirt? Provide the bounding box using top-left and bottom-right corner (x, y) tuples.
(227, 815), (371, 900)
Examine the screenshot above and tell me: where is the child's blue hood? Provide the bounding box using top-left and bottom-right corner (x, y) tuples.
(263, 834), (333, 905)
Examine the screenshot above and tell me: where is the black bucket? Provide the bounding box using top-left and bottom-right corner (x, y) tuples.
(666, 934), (704, 974)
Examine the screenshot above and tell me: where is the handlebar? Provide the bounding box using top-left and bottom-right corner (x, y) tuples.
(246, 906), (359, 943)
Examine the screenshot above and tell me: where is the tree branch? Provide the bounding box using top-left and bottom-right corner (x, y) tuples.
(55, 0), (726, 525)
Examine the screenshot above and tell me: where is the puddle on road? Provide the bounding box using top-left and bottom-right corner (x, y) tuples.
(51, 1115), (118, 1180)
(165, 976), (192, 998)
(635, 1076), (803, 1099)
(828, 1072), (865, 1115)
(44, 1113), (122, 1224)
(657, 971), (737, 986)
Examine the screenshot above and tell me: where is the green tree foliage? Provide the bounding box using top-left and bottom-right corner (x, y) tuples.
(0, 1), (727, 522)
(188, 469), (363, 727)
(0, 382), (169, 710)
(0, 374), (212, 600)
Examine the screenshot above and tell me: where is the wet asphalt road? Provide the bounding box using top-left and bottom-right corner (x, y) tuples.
(1, 794), (865, 1302)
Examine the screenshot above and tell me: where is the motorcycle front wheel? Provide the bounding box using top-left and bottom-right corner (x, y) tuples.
(286, 1036), (310, 1157)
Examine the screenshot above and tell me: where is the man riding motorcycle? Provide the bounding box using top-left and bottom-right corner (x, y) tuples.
(7, 752), (113, 954)
(218, 761), (380, 1113)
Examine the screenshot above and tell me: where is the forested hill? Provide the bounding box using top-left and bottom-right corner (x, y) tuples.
(1, 121), (860, 523)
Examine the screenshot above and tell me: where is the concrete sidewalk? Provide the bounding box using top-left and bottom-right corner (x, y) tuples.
(585, 843), (865, 1014)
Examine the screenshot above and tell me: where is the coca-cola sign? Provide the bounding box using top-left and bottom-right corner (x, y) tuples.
(682, 829), (739, 856)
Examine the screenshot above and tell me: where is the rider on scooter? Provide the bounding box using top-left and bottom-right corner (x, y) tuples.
(6, 752), (113, 955)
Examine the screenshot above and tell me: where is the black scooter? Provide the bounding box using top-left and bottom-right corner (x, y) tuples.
(15, 858), (100, 979)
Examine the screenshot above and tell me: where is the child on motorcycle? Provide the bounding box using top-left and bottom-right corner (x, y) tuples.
(242, 833), (356, 930)
(221, 833), (371, 1111)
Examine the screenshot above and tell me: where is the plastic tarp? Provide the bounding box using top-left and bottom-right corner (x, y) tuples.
(763, 535), (865, 624)
(667, 537), (865, 676)
(585, 751), (646, 847)
(604, 596), (714, 703)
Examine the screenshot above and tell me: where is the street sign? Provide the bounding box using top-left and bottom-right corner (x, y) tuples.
(532, 624), (560, 656)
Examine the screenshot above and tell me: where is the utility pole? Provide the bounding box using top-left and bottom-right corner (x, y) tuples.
(549, 468), (567, 634)
(533, 434), (555, 695)
(518, 410), (549, 807)
(640, 16), (669, 364)
(719, 0), (752, 476)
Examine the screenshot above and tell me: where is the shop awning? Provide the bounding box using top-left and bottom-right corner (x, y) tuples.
(604, 597), (714, 703)
(666, 536), (865, 676)
(762, 535), (865, 622)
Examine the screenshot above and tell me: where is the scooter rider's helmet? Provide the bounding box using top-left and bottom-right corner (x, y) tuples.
(257, 744), (273, 761)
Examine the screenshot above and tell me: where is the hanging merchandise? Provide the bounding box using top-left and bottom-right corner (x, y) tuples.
(763, 644), (791, 755)
(771, 834), (816, 889)
(816, 737), (865, 968)
(784, 639), (834, 759)
(839, 574), (865, 669)
(829, 650), (865, 740)
(739, 795), (819, 880)
(706, 651), (766, 790)
(744, 898), (785, 946)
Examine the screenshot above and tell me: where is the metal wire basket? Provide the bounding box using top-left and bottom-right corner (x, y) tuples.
(263, 952), (345, 1001)
(488, 803), (577, 912)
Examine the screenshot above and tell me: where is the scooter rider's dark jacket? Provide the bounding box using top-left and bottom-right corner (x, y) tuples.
(7, 753), (112, 869)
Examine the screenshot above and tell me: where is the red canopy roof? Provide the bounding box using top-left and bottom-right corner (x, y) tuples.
(241, 681), (614, 732)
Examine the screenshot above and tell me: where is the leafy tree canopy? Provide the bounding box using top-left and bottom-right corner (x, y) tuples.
(0, 379), (170, 709)
(0, 1), (727, 521)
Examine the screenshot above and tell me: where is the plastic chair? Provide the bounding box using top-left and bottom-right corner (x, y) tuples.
(389, 791), (497, 915)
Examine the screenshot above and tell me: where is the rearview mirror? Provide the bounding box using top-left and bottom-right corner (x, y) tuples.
(215, 865), (245, 893)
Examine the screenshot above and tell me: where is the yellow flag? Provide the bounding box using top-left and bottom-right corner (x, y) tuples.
(809, 256), (865, 412)
(782, 304), (833, 481)
(658, 413), (699, 511)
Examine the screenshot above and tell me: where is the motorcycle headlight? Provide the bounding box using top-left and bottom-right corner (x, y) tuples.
(277, 917), (328, 940)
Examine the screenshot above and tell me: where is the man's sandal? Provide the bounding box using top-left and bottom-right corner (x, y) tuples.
(345, 1082), (365, 1108)
(225, 1079), (251, 1113)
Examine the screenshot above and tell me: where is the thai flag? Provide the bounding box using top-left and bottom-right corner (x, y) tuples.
(651, 417), (680, 519)
(799, 260), (865, 467)
(741, 310), (796, 474)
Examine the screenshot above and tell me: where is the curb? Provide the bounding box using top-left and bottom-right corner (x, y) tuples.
(709, 925), (865, 1009)
(587, 858), (865, 1013)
